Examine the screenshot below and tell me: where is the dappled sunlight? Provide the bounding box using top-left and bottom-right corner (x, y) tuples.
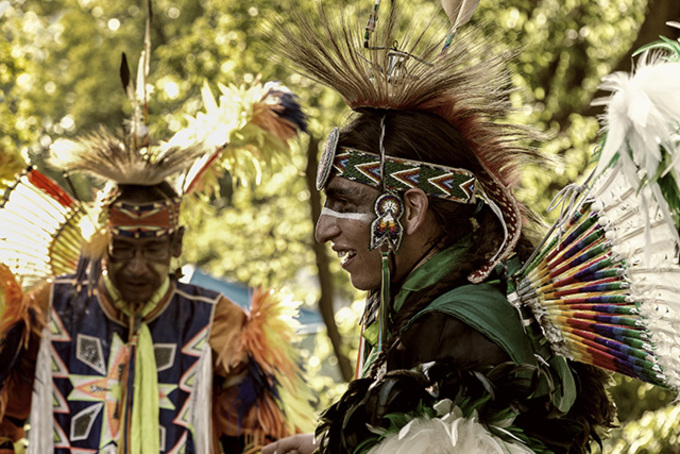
(2, 0), (679, 451)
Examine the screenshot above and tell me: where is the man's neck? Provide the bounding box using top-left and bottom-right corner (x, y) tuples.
(100, 271), (171, 320)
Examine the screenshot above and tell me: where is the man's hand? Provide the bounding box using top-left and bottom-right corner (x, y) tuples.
(261, 433), (318, 454)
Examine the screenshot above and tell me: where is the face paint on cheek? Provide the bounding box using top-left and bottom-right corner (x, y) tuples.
(321, 206), (373, 223)
(108, 261), (124, 274)
(150, 262), (170, 276)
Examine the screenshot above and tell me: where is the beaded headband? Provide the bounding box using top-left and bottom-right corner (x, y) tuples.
(317, 127), (477, 204)
(108, 198), (182, 238)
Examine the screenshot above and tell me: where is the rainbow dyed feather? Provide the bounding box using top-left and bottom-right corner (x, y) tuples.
(510, 30), (680, 389)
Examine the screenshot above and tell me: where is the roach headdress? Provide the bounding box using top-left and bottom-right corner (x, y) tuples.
(276, 0), (541, 283)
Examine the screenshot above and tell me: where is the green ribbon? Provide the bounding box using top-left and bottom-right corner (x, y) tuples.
(131, 322), (160, 454)
(102, 272), (164, 451)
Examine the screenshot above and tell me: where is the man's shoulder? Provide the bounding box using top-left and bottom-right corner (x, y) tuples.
(429, 281), (508, 307)
(173, 280), (223, 303)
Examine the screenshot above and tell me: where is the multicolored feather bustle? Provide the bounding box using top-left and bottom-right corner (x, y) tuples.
(510, 29), (680, 389)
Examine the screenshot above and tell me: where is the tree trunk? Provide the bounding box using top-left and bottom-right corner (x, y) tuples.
(305, 135), (354, 383)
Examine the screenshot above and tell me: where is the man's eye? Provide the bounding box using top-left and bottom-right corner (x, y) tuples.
(330, 199), (354, 212)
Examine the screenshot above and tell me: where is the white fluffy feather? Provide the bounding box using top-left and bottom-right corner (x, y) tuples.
(593, 58), (680, 180)
(367, 402), (534, 454)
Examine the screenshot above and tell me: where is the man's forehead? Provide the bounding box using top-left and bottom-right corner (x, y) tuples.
(111, 234), (172, 245)
(324, 177), (377, 199)
(117, 183), (176, 203)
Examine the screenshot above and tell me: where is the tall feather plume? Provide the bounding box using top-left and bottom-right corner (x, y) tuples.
(120, 51), (137, 137)
(48, 0), (208, 188)
(135, 0), (153, 138)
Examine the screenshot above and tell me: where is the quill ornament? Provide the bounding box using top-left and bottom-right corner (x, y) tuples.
(441, 0), (480, 32)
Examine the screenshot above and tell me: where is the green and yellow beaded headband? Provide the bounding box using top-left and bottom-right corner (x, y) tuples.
(316, 127), (477, 204)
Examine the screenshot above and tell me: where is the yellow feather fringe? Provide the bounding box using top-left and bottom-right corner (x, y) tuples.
(242, 288), (316, 435)
(0, 149), (26, 189)
(0, 263), (28, 341)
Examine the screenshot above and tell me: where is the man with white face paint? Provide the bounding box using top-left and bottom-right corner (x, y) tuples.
(263, 1), (615, 453)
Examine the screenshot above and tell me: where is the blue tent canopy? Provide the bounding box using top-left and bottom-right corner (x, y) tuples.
(180, 265), (324, 334)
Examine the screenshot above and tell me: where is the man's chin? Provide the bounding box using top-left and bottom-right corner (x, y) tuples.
(118, 285), (154, 305)
(349, 276), (379, 292)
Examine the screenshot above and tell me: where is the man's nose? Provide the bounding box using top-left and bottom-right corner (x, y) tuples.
(315, 213), (340, 244)
(125, 250), (147, 273)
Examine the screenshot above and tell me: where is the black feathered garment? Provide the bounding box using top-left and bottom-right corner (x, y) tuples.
(315, 243), (614, 454)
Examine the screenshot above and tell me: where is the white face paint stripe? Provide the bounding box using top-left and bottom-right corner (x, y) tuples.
(321, 206), (373, 223)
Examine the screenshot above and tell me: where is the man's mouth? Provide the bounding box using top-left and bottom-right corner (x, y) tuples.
(337, 250), (357, 265)
(123, 280), (150, 288)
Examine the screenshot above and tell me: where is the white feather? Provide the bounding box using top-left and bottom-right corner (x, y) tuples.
(367, 404), (534, 454)
(191, 343), (214, 453)
(440, 0), (480, 31)
(27, 331), (54, 453)
(593, 58), (680, 180)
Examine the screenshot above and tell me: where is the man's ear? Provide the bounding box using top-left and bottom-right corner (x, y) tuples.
(402, 189), (429, 235)
(171, 226), (185, 258)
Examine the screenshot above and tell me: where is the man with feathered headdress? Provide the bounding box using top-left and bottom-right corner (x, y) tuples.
(0, 23), (314, 454)
(264, 1), (617, 453)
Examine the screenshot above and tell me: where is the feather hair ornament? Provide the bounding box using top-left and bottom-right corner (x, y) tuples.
(440, 0), (480, 32)
(274, 0), (541, 282)
(509, 31), (680, 390)
(439, 0), (480, 55)
(170, 79), (307, 197)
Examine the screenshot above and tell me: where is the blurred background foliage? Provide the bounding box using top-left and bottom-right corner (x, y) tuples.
(2, 0), (680, 451)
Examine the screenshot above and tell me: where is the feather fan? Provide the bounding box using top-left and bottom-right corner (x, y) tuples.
(0, 168), (84, 289)
(510, 35), (680, 389)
